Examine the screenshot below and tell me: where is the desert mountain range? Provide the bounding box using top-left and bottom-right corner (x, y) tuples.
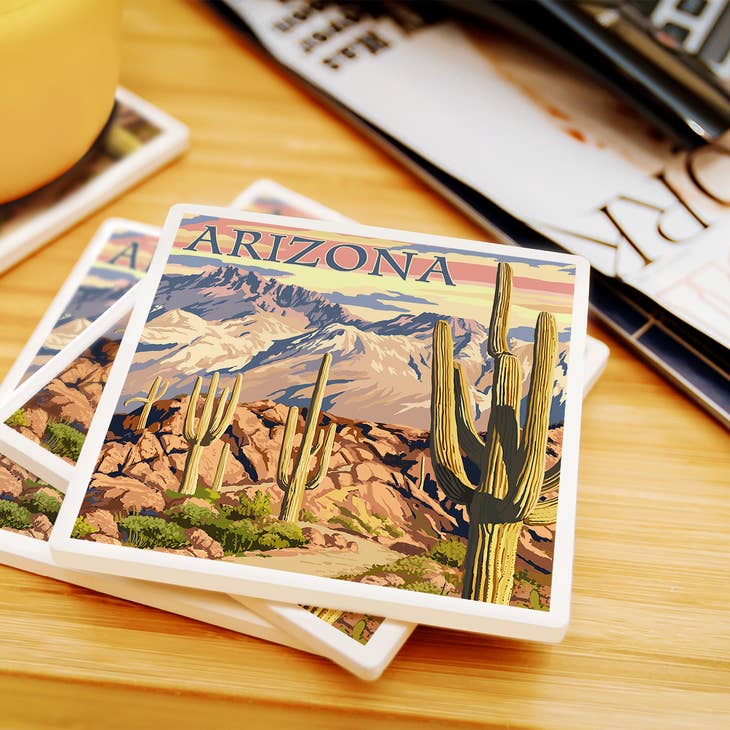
(123, 266), (569, 429)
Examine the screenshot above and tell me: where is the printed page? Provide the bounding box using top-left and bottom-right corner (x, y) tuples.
(227, 0), (730, 347)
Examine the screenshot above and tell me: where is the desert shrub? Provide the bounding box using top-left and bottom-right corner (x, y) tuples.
(350, 618), (367, 644)
(407, 580), (443, 594)
(514, 569), (540, 588)
(257, 521), (306, 550)
(194, 486), (221, 503)
(20, 490), (61, 522)
(299, 508), (317, 523)
(5, 409), (28, 428)
(328, 515), (365, 535)
(217, 519), (258, 554)
(529, 588), (542, 610)
(167, 501), (307, 555)
(257, 532), (289, 550)
(0, 500), (33, 530)
(167, 503), (241, 551)
(389, 554), (431, 577)
(376, 517), (403, 539)
(71, 516), (98, 539)
(430, 537), (467, 568)
(117, 515), (188, 550)
(329, 510), (403, 539)
(220, 490), (272, 521)
(167, 502), (220, 530)
(44, 421), (85, 461)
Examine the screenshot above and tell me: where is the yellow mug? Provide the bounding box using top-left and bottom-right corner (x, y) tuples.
(0, 0), (122, 203)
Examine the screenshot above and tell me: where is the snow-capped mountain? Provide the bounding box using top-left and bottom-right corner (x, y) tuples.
(123, 267), (569, 428)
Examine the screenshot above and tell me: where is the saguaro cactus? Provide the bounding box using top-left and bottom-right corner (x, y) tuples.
(308, 606), (342, 624)
(430, 262), (558, 605)
(124, 376), (169, 431)
(415, 454), (426, 490)
(180, 373), (242, 495)
(277, 354), (336, 522)
(212, 442), (230, 493)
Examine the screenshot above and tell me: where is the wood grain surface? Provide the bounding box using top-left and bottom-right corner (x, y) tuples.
(0, 2), (728, 728)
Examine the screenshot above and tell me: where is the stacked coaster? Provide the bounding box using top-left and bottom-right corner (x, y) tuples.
(0, 178), (605, 679)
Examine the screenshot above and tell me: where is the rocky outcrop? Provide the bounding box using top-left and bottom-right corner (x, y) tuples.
(7, 338), (119, 446)
(0, 456), (62, 542)
(80, 394), (563, 596)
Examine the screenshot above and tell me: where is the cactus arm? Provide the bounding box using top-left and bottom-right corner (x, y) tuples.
(212, 442), (230, 492)
(277, 355), (336, 520)
(487, 262), (512, 357)
(512, 312), (558, 517)
(306, 423), (336, 489)
(207, 373), (242, 442)
(291, 354), (331, 475)
(194, 371), (220, 444)
(523, 495), (558, 525)
(453, 363), (487, 470)
(301, 354), (331, 439)
(416, 454), (425, 490)
(208, 386), (230, 437)
(149, 376), (162, 398)
(541, 459), (561, 494)
(183, 376), (203, 442)
(430, 320), (475, 505)
(277, 406), (299, 486)
(124, 376), (170, 431)
(310, 428), (325, 459)
(154, 378), (169, 400)
(478, 261), (521, 501)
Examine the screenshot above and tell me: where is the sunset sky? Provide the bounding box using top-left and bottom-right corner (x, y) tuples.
(84, 228), (160, 286)
(168, 214), (577, 333)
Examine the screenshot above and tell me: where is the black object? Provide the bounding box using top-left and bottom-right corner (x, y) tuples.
(440, 0), (730, 149)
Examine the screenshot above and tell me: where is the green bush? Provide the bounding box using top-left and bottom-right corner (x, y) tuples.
(378, 519), (403, 539)
(430, 537), (467, 568)
(220, 490), (272, 521)
(328, 510), (403, 538)
(166, 498), (307, 555)
(529, 588), (542, 610)
(351, 618), (367, 644)
(328, 514), (364, 535)
(5, 409), (29, 428)
(20, 490), (61, 522)
(71, 516), (98, 539)
(194, 486), (221, 503)
(167, 502), (220, 530)
(118, 515), (188, 550)
(514, 569), (540, 588)
(388, 554), (432, 576)
(218, 519), (258, 554)
(0, 500), (33, 530)
(299, 508), (317, 523)
(407, 580), (443, 594)
(44, 421), (85, 461)
(257, 521), (306, 550)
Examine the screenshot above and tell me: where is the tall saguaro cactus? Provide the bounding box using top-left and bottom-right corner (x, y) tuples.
(430, 262), (559, 605)
(277, 354), (337, 522)
(124, 376), (169, 431)
(180, 373), (242, 495)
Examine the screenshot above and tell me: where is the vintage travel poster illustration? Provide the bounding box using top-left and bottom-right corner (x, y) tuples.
(21, 226), (157, 381)
(0, 455), (63, 543)
(71, 213), (580, 611)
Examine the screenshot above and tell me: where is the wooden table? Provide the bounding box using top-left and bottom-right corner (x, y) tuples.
(1, 2), (728, 727)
